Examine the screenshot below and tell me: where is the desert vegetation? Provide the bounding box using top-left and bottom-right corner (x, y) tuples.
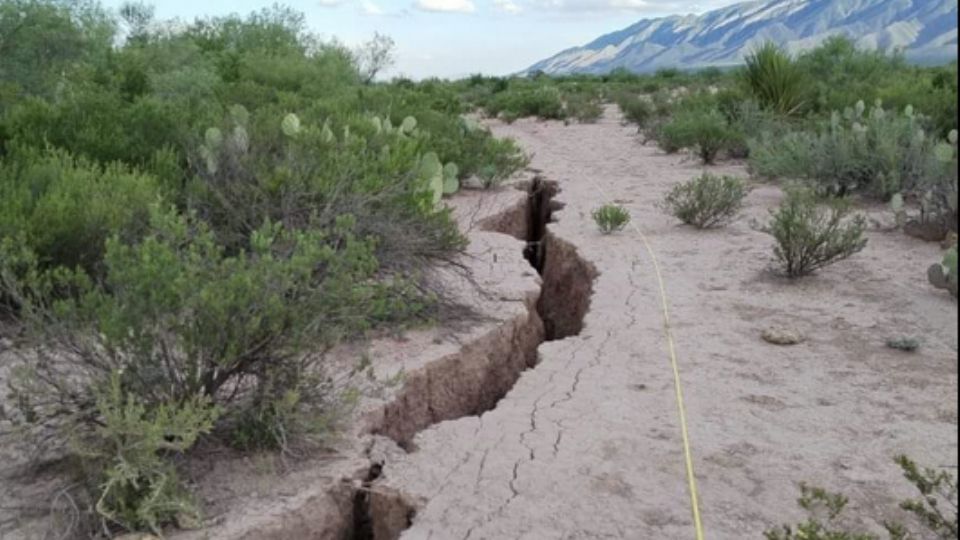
(0, 1), (956, 538)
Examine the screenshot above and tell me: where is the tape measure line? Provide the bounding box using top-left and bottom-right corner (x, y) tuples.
(585, 178), (706, 540)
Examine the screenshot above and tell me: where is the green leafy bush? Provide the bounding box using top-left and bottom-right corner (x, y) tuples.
(766, 456), (957, 540)
(592, 204), (631, 234)
(487, 85), (565, 120)
(658, 108), (736, 164)
(743, 42), (806, 116)
(760, 187), (867, 277)
(615, 93), (653, 131)
(0, 147), (157, 274)
(475, 136), (530, 188)
(661, 173), (749, 228)
(796, 36), (957, 137)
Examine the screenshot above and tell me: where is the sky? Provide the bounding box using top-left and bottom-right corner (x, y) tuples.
(100, 0), (741, 79)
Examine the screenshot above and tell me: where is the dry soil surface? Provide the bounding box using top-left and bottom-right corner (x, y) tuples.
(375, 107), (959, 539)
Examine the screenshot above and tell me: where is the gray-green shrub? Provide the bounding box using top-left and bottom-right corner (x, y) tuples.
(661, 173), (749, 228)
(615, 93), (653, 131)
(749, 101), (946, 200)
(760, 187), (867, 277)
(565, 93), (603, 123)
(658, 108), (736, 164)
(592, 204), (631, 234)
(0, 207), (428, 533)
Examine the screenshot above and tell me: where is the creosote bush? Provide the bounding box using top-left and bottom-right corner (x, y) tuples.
(592, 204), (631, 234)
(661, 173), (749, 228)
(616, 93), (653, 131)
(658, 108), (736, 164)
(760, 187), (867, 277)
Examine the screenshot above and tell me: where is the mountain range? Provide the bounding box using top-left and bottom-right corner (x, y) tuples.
(526, 0), (958, 74)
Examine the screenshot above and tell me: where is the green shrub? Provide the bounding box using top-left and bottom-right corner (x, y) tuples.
(766, 456), (957, 540)
(487, 85), (565, 120)
(1, 207), (431, 530)
(592, 204), (631, 234)
(886, 337), (920, 351)
(188, 110), (465, 268)
(724, 99), (786, 159)
(565, 93), (603, 123)
(615, 93), (653, 131)
(475, 136), (529, 188)
(760, 187), (867, 277)
(796, 36), (957, 137)
(0, 147), (157, 274)
(749, 101), (948, 200)
(743, 42), (806, 116)
(80, 374), (220, 534)
(658, 108), (735, 164)
(661, 173), (749, 228)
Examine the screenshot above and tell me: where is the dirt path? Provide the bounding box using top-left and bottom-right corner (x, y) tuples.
(377, 107), (959, 539)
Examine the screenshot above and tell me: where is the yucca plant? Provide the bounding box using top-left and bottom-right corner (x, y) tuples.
(743, 42), (806, 116)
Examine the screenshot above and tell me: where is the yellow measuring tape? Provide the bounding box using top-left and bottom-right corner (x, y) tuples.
(586, 179), (705, 540)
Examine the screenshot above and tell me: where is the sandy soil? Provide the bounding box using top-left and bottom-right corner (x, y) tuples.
(376, 107), (959, 539)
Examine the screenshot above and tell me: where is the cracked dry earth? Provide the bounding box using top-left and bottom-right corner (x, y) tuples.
(373, 108), (959, 539)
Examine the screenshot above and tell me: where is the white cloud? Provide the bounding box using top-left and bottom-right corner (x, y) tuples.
(360, 0), (385, 14)
(493, 0), (522, 13)
(415, 0), (477, 13)
(527, 0), (683, 12)
(318, 0), (345, 6)
(608, 0), (649, 8)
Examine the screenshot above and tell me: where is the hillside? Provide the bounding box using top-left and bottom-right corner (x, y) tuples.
(527, 0), (958, 74)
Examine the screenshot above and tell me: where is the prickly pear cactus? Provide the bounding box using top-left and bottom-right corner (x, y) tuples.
(928, 246), (958, 297)
(400, 116), (417, 134)
(231, 125), (249, 153)
(890, 192), (905, 227)
(442, 162), (460, 195)
(229, 104), (250, 126)
(281, 113), (301, 137)
(199, 127), (223, 174)
(321, 121), (335, 143)
(204, 127), (223, 149)
(419, 152), (444, 205)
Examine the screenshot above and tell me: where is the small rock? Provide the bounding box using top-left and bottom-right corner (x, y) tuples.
(761, 327), (804, 345)
(904, 219), (947, 242)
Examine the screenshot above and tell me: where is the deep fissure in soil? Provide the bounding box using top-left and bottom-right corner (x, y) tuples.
(521, 178), (596, 341)
(355, 178), (596, 540)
